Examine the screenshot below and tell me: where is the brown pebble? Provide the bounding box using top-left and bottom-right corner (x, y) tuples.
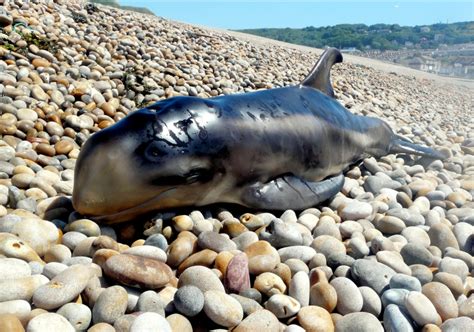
(0, 314), (25, 332)
(298, 305), (334, 332)
(214, 251), (235, 275)
(104, 254), (173, 289)
(32, 58), (51, 68)
(177, 249), (217, 274)
(35, 143), (56, 156)
(54, 140), (74, 155)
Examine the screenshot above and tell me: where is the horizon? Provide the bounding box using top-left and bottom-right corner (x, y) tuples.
(119, 1), (474, 30)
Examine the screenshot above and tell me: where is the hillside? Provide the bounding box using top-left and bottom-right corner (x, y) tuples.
(0, 1), (472, 331)
(238, 21), (474, 51)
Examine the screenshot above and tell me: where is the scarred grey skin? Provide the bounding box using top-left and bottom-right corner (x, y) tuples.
(73, 48), (443, 223)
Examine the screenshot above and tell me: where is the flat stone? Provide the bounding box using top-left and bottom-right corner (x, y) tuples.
(103, 254), (173, 289)
(32, 265), (93, 310)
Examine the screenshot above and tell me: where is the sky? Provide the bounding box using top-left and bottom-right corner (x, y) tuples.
(119, 1), (474, 29)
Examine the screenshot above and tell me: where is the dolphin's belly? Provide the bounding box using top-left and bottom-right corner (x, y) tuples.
(212, 86), (389, 182)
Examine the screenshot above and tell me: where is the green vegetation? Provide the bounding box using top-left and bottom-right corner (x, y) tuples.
(0, 29), (58, 56)
(237, 21), (474, 51)
(89, 0), (155, 16)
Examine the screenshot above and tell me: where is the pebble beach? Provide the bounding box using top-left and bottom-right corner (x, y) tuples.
(0, 0), (473, 331)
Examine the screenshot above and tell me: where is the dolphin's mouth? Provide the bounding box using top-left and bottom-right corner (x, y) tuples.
(89, 187), (178, 223)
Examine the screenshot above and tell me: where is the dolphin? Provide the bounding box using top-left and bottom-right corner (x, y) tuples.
(72, 48), (444, 223)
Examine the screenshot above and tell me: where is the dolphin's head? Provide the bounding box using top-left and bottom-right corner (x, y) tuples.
(72, 97), (225, 223)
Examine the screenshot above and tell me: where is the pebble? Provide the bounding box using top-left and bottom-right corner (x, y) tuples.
(103, 254), (173, 289)
(297, 305), (334, 332)
(198, 231), (237, 252)
(438, 257), (469, 281)
(121, 245), (167, 262)
(383, 304), (415, 332)
(0, 1), (471, 330)
(265, 294), (301, 318)
(440, 317), (474, 332)
(0, 275), (48, 302)
(203, 290), (243, 327)
(330, 277), (363, 314)
(136, 290), (165, 316)
(351, 259), (396, 294)
(0, 299), (31, 325)
(233, 309), (280, 332)
(173, 285), (204, 317)
(129, 312), (171, 332)
(334, 312), (383, 332)
(225, 252), (250, 293)
(178, 265), (225, 292)
(428, 223), (459, 251)
(27, 312), (75, 332)
(56, 303), (92, 331)
(422, 282), (458, 321)
(92, 286), (128, 325)
(340, 201), (373, 220)
(0, 257), (31, 279)
(32, 264), (93, 310)
(0, 314), (24, 332)
(359, 286), (382, 316)
(405, 291), (441, 326)
(289, 271), (310, 307)
(166, 313), (192, 332)
(389, 273), (422, 292)
(400, 243), (434, 266)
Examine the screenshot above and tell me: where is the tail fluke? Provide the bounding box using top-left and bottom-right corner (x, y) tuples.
(389, 135), (446, 160)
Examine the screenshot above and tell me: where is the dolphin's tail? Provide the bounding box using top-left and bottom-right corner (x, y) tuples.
(389, 135), (446, 160)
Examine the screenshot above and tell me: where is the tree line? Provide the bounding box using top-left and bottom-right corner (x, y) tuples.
(237, 21), (474, 51)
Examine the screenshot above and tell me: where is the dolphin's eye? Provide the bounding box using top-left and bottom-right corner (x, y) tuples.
(139, 141), (168, 162)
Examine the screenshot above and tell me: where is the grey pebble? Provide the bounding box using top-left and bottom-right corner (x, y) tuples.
(174, 285), (204, 317)
(383, 304), (415, 332)
(351, 259), (396, 294)
(389, 273), (422, 292)
(136, 290), (165, 316)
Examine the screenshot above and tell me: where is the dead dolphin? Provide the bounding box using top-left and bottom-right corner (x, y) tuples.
(72, 48), (444, 223)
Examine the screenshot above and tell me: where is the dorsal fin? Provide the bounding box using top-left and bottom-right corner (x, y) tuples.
(301, 48), (343, 98)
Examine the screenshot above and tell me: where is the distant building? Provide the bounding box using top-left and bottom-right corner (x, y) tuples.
(420, 26), (431, 33)
(341, 47), (361, 54)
